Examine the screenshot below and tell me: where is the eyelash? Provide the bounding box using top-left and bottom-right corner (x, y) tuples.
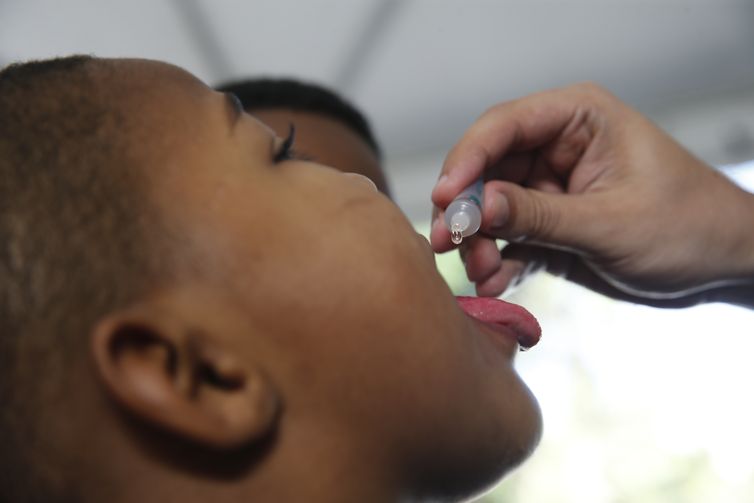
(273, 124), (297, 163)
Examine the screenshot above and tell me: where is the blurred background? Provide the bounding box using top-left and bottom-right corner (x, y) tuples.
(2, 1), (754, 501)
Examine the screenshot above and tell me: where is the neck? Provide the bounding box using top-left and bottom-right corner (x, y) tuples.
(101, 417), (405, 503)
(247, 418), (401, 503)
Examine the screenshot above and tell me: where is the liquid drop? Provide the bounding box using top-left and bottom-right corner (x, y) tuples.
(451, 229), (463, 245)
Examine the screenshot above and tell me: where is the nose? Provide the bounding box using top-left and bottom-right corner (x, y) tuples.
(343, 172), (378, 193)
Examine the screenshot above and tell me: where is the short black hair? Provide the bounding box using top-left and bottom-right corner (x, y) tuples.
(215, 78), (382, 159)
(0, 55), (173, 502)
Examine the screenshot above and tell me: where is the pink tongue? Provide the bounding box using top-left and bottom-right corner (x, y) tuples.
(455, 296), (541, 349)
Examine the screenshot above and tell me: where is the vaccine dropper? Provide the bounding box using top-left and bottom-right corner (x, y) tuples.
(444, 177), (483, 245)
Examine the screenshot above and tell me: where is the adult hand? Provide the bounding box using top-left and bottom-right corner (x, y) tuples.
(430, 83), (754, 306)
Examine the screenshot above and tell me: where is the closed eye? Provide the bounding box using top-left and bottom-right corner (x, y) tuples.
(273, 124), (297, 163)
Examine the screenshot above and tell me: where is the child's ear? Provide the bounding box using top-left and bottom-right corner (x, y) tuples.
(90, 298), (280, 450)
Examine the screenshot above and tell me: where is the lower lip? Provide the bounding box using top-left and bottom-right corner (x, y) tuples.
(469, 316), (522, 357)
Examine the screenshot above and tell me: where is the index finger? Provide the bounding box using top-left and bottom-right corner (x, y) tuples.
(431, 85), (589, 209)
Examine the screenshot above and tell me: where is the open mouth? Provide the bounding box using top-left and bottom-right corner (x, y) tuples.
(455, 296), (541, 350)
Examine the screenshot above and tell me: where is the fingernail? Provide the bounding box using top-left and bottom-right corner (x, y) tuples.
(488, 192), (510, 231)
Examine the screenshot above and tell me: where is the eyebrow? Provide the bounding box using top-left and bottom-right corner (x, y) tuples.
(223, 92), (243, 131)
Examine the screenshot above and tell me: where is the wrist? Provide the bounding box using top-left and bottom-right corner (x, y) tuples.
(688, 184), (754, 308)
(723, 189), (754, 284)
(738, 193), (754, 280)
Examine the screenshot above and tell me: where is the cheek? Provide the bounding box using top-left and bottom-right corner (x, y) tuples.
(216, 176), (541, 442)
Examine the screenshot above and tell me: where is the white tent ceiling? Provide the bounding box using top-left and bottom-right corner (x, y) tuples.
(2, 0), (753, 220)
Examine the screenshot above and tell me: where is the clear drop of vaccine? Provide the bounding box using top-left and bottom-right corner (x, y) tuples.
(451, 229), (463, 245)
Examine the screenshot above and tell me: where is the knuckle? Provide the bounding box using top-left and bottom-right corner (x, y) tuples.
(575, 81), (605, 96)
(528, 194), (560, 239)
(567, 81), (597, 101)
(574, 81), (618, 106)
(482, 101), (507, 118)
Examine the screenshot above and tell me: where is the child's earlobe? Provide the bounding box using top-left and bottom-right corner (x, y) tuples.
(89, 298), (280, 450)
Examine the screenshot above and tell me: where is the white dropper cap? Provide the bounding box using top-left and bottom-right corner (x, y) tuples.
(445, 198), (482, 244)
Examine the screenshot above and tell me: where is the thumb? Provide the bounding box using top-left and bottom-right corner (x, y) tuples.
(483, 180), (600, 250)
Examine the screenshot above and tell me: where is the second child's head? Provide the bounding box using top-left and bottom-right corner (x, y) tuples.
(216, 77), (390, 195)
(0, 56), (541, 502)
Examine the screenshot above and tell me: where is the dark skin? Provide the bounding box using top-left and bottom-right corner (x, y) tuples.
(46, 59), (542, 503)
(252, 108), (390, 196)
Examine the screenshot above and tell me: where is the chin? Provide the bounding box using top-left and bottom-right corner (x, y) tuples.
(460, 437), (541, 501)
(411, 458), (528, 503)
(409, 410), (542, 503)
(474, 404), (544, 499)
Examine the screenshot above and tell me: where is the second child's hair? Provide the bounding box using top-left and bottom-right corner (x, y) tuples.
(215, 78), (382, 159)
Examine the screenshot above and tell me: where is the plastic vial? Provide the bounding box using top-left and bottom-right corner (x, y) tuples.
(444, 177), (483, 245)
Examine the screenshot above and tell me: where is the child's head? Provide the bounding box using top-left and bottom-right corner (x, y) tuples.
(216, 77), (390, 196)
(0, 56), (541, 502)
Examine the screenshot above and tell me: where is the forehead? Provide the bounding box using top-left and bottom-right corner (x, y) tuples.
(100, 58), (216, 127)
(109, 58), (207, 92)
(99, 59), (229, 154)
